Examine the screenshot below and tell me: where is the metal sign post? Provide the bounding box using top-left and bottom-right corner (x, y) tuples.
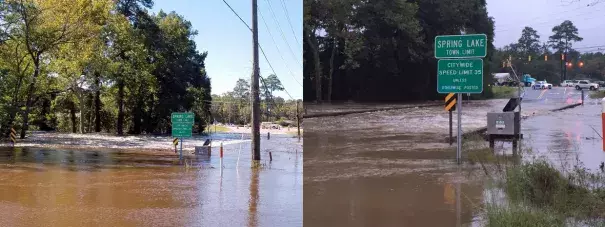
(457, 93), (462, 164)
(179, 138), (183, 160)
(435, 34), (487, 165)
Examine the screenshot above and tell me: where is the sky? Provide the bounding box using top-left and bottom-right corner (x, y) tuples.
(150, 0), (302, 100)
(487, 0), (605, 52)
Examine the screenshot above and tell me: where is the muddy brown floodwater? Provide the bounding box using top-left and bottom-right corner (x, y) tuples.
(304, 103), (494, 226)
(0, 134), (302, 227)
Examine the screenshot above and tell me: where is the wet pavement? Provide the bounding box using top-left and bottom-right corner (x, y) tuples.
(0, 133), (302, 227)
(304, 88), (587, 226)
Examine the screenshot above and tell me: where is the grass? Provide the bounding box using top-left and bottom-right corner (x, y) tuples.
(590, 90), (605, 99)
(205, 125), (230, 133)
(491, 86), (518, 99)
(460, 134), (605, 226)
(486, 204), (565, 227)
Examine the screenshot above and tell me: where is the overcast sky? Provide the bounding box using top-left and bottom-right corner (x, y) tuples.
(487, 0), (605, 52)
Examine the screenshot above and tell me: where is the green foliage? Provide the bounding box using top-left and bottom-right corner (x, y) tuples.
(486, 204), (564, 227)
(304, 0), (495, 102)
(0, 0), (213, 136)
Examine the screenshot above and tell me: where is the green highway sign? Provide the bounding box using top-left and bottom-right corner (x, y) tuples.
(437, 59), (483, 94)
(171, 112), (194, 125)
(172, 122), (192, 138)
(434, 34), (487, 58)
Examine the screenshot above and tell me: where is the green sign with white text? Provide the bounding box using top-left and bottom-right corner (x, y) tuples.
(171, 112), (194, 124)
(171, 112), (194, 137)
(172, 122), (192, 138)
(434, 34), (487, 58)
(437, 59), (483, 94)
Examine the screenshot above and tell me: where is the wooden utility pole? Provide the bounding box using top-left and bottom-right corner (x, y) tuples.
(296, 100), (301, 139)
(251, 0), (261, 160)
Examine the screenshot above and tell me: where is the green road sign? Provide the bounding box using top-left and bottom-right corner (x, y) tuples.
(434, 34), (487, 58)
(172, 122), (192, 138)
(171, 112), (194, 124)
(437, 59), (483, 94)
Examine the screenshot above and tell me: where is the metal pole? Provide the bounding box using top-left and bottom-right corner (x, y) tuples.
(457, 93), (462, 164)
(582, 89), (584, 105)
(449, 110), (453, 145)
(456, 168), (461, 227)
(251, 0), (261, 161)
(179, 138), (183, 160)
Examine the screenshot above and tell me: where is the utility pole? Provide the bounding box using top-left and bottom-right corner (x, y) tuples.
(251, 0), (261, 161)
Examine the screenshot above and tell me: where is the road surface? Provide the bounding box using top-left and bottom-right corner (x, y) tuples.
(304, 87), (586, 226)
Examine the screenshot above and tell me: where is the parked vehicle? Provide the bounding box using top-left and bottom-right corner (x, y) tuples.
(597, 81), (605, 87)
(575, 80), (599, 90)
(522, 74), (536, 87)
(532, 81), (552, 90)
(560, 80), (575, 87)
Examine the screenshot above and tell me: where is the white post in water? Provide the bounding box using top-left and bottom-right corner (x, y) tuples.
(457, 93), (462, 164)
(602, 97), (605, 151)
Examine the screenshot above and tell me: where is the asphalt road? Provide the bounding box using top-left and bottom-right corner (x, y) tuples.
(520, 86), (586, 107)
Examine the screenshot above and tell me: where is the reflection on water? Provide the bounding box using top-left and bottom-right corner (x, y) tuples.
(0, 134), (302, 227)
(304, 109), (485, 226)
(248, 164), (259, 227)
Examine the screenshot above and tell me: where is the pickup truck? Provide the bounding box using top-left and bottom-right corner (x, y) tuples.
(575, 80), (599, 90)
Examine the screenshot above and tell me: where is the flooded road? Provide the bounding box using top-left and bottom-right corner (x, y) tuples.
(304, 90), (584, 226)
(520, 98), (605, 171)
(0, 134), (302, 227)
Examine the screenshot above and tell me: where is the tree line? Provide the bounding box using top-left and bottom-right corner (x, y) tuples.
(0, 0), (212, 138)
(304, 0), (605, 103)
(211, 75), (301, 126)
(304, 0), (495, 102)
(492, 21), (605, 84)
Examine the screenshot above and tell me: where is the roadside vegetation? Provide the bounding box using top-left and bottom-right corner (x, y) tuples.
(589, 90), (605, 99)
(466, 137), (605, 227)
(491, 86), (518, 99)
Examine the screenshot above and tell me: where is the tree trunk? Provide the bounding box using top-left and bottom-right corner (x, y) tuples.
(117, 80), (125, 135)
(328, 38), (337, 103)
(3, 75), (24, 137)
(70, 101), (77, 133)
(94, 73), (101, 132)
(20, 60), (40, 139)
(79, 93), (84, 134)
(305, 25), (322, 103)
(132, 85), (143, 134)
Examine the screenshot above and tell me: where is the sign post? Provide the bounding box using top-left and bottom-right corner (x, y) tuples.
(445, 93), (457, 145)
(171, 112), (194, 160)
(435, 34), (487, 164)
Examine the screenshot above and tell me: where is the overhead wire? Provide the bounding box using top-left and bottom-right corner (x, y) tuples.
(263, 0), (302, 65)
(220, 0), (297, 101)
(260, 10), (302, 86)
(278, 0), (301, 46)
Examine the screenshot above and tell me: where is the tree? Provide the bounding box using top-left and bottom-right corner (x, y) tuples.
(4, 0), (111, 138)
(548, 20), (583, 54)
(517, 27), (541, 56)
(233, 78), (250, 101)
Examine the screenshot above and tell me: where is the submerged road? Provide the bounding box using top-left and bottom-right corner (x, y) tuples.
(304, 87), (588, 226)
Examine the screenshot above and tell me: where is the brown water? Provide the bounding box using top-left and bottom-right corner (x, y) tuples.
(303, 93), (586, 226)
(0, 134), (302, 227)
(303, 105), (488, 226)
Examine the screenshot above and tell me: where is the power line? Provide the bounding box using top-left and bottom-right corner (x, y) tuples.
(220, 0), (296, 100)
(263, 0), (302, 65)
(496, 3), (591, 29)
(260, 10), (302, 86)
(495, 7), (605, 33)
(278, 0), (301, 46)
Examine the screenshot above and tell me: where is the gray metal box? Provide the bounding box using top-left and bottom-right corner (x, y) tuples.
(487, 112), (520, 136)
